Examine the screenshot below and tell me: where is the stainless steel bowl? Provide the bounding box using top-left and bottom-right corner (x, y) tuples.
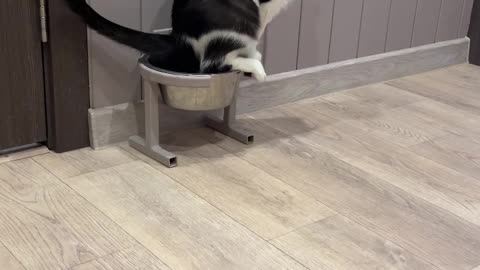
(139, 54), (241, 111)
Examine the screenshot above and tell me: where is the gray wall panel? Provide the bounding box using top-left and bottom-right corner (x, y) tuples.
(328, 0), (364, 62)
(88, 0), (474, 108)
(297, 0), (334, 69)
(412, 0), (442, 46)
(385, 0), (418, 52)
(358, 0), (392, 57)
(263, 0), (302, 74)
(88, 0), (142, 108)
(436, 0), (464, 42)
(141, 0), (173, 31)
(459, 0), (474, 37)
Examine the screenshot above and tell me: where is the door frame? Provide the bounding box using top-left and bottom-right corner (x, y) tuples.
(469, 0), (479, 65)
(43, 0), (90, 153)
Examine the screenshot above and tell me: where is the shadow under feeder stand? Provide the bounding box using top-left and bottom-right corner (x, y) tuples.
(129, 54), (255, 168)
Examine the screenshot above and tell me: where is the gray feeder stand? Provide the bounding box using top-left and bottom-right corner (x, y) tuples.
(129, 55), (254, 168)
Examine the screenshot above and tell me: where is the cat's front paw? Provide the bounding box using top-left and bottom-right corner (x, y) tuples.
(253, 51), (263, 61)
(253, 69), (267, 81)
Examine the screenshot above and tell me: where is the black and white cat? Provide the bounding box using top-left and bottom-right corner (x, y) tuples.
(65, 0), (294, 80)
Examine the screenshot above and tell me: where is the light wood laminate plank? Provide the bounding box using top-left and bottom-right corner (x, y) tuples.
(64, 161), (307, 270)
(193, 114), (480, 270)
(122, 133), (335, 240)
(0, 244), (25, 270)
(70, 246), (170, 270)
(33, 146), (137, 179)
(0, 159), (136, 270)
(272, 215), (438, 270)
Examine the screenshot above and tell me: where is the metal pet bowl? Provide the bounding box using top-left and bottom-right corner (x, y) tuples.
(139, 54), (241, 111)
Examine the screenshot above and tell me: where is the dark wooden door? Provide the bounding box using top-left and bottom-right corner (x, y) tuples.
(470, 0), (480, 65)
(0, 0), (47, 150)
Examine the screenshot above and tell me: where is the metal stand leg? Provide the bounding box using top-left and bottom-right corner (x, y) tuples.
(205, 95), (255, 145)
(129, 80), (177, 168)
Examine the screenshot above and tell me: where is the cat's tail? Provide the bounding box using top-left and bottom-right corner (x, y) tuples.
(65, 0), (175, 53)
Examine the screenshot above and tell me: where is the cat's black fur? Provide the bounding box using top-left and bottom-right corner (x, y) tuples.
(65, 0), (274, 74)
(171, 0), (260, 39)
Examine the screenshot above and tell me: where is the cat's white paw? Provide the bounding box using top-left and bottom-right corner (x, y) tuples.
(252, 51), (263, 61)
(251, 59), (267, 81)
(228, 57), (266, 81)
(253, 69), (267, 81)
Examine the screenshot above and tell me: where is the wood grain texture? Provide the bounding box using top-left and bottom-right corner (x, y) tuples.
(436, 0), (464, 42)
(44, 0), (90, 152)
(314, 83), (425, 121)
(194, 118), (480, 270)
(392, 99), (480, 141)
(70, 246), (170, 270)
(33, 146), (137, 179)
(328, 0), (364, 62)
(0, 147), (49, 164)
(385, 0), (418, 51)
(357, 0), (391, 57)
(297, 0), (335, 68)
(122, 133), (334, 240)
(0, 0), (46, 150)
(238, 38), (468, 114)
(386, 66), (480, 118)
(0, 244), (25, 270)
(0, 159), (136, 270)
(310, 85), (446, 147)
(64, 161), (307, 270)
(412, 133), (480, 180)
(342, 104), (449, 147)
(386, 65), (480, 100)
(254, 99), (480, 228)
(5, 63), (480, 270)
(271, 215), (438, 270)
(412, 0), (443, 46)
(87, 39), (469, 149)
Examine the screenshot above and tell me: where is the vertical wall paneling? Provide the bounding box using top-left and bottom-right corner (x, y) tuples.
(411, 0), (442, 46)
(258, 36), (266, 64)
(297, 0), (334, 69)
(141, 0), (173, 32)
(328, 0), (364, 62)
(459, 0), (474, 37)
(436, 0), (465, 42)
(263, 0), (302, 75)
(88, 0), (142, 108)
(385, 0), (418, 52)
(88, 0), (473, 110)
(358, 0), (392, 57)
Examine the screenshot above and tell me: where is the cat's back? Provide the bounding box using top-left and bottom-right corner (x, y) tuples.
(172, 0), (260, 39)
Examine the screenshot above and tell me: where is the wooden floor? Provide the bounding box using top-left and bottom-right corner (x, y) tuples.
(1, 64), (480, 270)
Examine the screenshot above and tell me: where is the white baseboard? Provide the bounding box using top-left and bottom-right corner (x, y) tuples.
(89, 38), (469, 149)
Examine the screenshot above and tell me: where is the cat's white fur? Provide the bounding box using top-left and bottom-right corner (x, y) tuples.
(185, 0), (294, 80)
(185, 31), (262, 77)
(257, 0), (294, 37)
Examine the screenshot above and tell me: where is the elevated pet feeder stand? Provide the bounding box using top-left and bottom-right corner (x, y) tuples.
(129, 54), (254, 168)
